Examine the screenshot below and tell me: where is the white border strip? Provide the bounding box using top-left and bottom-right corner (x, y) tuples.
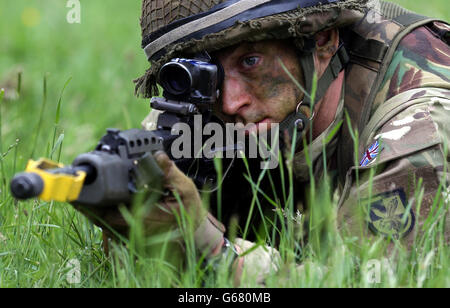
(144, 0), (271, 60)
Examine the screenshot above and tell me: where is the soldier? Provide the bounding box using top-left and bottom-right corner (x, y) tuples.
(80, 0), (450, 284)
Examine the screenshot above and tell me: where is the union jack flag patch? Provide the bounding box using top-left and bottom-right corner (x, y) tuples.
(360, 140), (382, 167)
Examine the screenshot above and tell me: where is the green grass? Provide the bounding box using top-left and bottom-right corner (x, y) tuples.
(390, 0), (449, 20)
(0, 0), (449, 288)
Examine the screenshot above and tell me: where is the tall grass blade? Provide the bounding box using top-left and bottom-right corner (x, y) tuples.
(51, 77), (71, 160)
(31, 74), (49, 158)
(0, 89), (4, 199)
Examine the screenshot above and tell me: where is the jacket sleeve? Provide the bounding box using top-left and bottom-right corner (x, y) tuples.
(141, 109), (164, 131)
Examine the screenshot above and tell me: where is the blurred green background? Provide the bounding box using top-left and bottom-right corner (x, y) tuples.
(0, 1), (147, 166)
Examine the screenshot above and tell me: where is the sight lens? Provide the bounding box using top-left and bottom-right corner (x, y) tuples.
(159, 63), (192, 95)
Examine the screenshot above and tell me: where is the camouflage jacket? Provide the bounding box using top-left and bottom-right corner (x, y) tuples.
(227, 15), (450, 283)
(291, 17), (450, 250)
(141, 7), (450, 283)
(335, 20), (450, 246)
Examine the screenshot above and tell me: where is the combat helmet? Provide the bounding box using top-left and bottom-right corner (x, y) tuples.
(135, 0), (370, 101)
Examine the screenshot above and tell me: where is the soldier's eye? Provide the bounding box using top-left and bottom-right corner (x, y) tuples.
(241, 56), (261, 68)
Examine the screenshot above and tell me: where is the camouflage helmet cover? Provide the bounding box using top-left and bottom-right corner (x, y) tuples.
(135, 0), (369, 97)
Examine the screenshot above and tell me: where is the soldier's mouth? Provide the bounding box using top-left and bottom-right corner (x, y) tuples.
(242, 118), (271, 135)
(256, 118), (271, 128)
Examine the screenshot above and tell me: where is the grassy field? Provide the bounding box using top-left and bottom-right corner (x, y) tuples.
(0, 0), (448, 288)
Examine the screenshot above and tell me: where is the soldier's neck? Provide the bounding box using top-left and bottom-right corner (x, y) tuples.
(312, 70), (345, 139)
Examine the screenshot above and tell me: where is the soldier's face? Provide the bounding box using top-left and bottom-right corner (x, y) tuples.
(214, 40), (304, 134)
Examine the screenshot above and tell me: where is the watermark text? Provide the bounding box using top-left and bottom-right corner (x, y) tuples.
(66, 0), (81, 24)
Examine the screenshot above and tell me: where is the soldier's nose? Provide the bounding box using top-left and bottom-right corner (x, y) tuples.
(221, 76), (251, 116)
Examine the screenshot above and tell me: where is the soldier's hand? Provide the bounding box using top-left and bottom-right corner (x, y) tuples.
(145, 151), (208, 233)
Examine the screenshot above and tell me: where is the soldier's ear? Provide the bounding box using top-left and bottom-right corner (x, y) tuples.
(312, 29), (340, 78)
(314, 29), (340, 61)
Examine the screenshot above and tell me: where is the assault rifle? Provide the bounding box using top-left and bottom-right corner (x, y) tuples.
(10, 53), (229, 206)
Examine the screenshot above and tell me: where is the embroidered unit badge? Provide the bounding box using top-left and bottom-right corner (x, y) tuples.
(367, 189), (415, 239)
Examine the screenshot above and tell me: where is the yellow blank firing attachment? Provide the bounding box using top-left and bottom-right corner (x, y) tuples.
(25, 159), (87, 202)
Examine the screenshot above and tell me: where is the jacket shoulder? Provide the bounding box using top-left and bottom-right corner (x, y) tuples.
(141, 109), (163, 131)
(372, 21), (450, 113)
(361, 88), (450, 167)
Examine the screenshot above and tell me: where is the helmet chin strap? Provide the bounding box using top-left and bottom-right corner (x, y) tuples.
(279, 42), (349, 150)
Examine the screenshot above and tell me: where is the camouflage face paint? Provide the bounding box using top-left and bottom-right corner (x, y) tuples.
(214, 39), (304, 133)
